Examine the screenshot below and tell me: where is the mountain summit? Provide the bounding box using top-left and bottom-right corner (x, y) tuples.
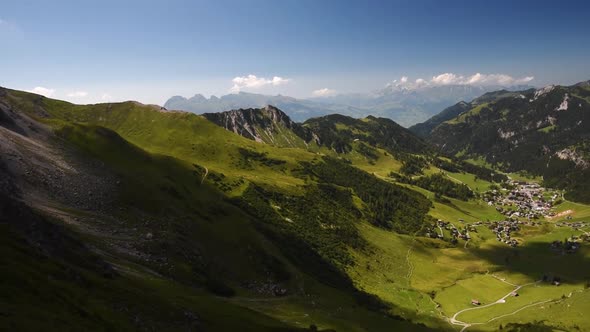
(203, 105), (429, 155)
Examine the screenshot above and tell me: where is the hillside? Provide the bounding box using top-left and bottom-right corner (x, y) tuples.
(0, 87), (438, 331)
(421, 81), (590, 202)
(203, 106), (429, 158)
(302, 114), (430, 155)
(409, 101), (471, 137)
(3, 86), (590, 332)
(409, 90), (534, 137)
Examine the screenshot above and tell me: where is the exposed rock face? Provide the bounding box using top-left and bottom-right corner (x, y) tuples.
(555, 148), (589, 169)
(203, 105), (429, 155)
(203, 105), (318, 146)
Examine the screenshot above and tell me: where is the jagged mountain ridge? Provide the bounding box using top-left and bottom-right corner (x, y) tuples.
(203, 105), (319, 148)
(165, 85), (532, 127)
(203, 105), (429, 155)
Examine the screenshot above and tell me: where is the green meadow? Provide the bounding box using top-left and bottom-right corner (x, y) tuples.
(3, 89), (590, 331)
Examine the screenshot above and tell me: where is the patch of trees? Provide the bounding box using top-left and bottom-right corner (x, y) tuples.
(238, 182), (365, 269)
(302, 114), (430, 155)
(434, 158), (460, 173)
(411, 174), (474, 201)
(399, 155), (429, 176)
(298, 157), (432, 233)
(355, 142), (379, 163)
(433, 157), (508, 183)
(459, 161), (508, 183)
(236, 148), (287, 168)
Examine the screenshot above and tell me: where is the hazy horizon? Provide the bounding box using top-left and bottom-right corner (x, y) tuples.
(2, 0), (589, 105)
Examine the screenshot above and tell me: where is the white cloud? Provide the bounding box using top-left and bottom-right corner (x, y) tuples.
(385, 73), (534, 90)
(101, 93), (113, 102)
(28, 86), (55, 97)
(312, 88), (337, 97)
(429, 72), (534, 86)
(230, 74), (290, 92)
(431, 73), (461, 85)
(67, 91), (88, 98)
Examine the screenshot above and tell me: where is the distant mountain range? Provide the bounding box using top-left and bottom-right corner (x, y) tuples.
(165, 84), (533, 127)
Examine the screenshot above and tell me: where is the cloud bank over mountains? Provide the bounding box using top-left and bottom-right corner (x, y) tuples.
(384, 72), (535, 91)
(225, 72), (534, 97)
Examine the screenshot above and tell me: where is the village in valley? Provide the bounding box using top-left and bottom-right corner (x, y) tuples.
(423, 178), (589, 252)
(421, 175), (590, 326)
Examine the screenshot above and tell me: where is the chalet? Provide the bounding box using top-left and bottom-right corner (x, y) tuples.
(471, 299), (481, 306)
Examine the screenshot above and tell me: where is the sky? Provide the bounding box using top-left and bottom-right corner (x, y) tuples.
(1, 0), (590, 104)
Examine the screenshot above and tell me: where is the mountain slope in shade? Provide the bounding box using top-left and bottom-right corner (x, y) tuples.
(425, 81), (590, 202)
(409, 89), (534, 137)
(302, 114), (430, 155)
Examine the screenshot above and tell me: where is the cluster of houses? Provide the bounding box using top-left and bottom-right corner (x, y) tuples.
(483, 181), (558, 220)
(550, 239), (581, 254)
(424, 220), (472, 242)
(421, 180), (589, 252)
(555, 220), (589, 231)
(488, 220), (520, 247)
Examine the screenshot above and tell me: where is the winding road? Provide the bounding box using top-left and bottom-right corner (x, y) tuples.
(201, 166), (209, 184)
(448, 278), (545, 331)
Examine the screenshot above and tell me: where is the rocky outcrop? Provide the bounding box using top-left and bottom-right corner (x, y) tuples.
(203, 105), (318, 146)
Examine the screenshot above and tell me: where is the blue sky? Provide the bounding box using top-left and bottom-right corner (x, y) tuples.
(1, 0), (589, 104)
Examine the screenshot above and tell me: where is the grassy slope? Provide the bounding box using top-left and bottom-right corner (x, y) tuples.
(5, 89), (590, 331)
(3, 90), (438, 331)
(0, 207), (299, 332)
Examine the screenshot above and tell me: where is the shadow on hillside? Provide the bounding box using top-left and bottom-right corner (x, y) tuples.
(465, 241), (590, 284)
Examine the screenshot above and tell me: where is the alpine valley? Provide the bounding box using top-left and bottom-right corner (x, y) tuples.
(2, 79), (590, 332)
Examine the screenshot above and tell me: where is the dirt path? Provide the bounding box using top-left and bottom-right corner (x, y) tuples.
(546, 209), (574, 220)
(201, 166), (209, 184)
(449, 279), (542, 331)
